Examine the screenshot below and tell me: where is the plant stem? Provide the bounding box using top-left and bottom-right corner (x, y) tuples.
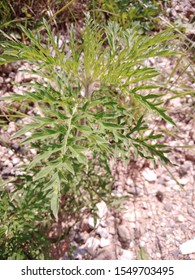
(62, 103), (78, 155)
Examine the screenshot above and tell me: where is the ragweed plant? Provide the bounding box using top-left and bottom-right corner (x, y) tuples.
(0, 16), (177, 223)
(0, 177), (51, 259)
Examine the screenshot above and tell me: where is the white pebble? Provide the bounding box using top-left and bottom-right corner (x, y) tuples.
(29, 148), (37, 155)
(156, 252), (161, 258)
(180, 238), (195, 254)
(8, 150), (14, 156)
(12, 157), (20, 165)
(119, 250), (134, 260)
(84, 237), (100, 255)
(96, 201), (108, 219)
(88, 217), (100, 229)
(140, 240), (145, 247)
(96, 227), (109, 238)
(177, 215), (185, 222)
(142, 168), (157, 182)
(179, 178), (189, 185)
(99, 238), (110, 248)
(126, 177), (134, 186)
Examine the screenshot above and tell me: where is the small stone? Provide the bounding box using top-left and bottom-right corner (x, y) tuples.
(99, 238), (110, 248)
(119, 250), (134, 260)
(130, 223), (136, 229)
(108, 223), (116, 235)
(96, 227), (109, 238)
(167, 179), (179, 189)
(134, 228), (142, 239)
(15, 71), (33, 83)
(0, 133), (10, 145)
(8, 150), (14, 156)
(5, 78), (11, 83)
(9, 72), (15, 79)
(142, 168), (157, 182)
(94, 244), (121, 260)
(1, 167), (12, 176)
(88, 217), (100, 229)
(96, 201), (108, 219)
(29, 148), (36, 155)
(171, 8), (177, 17)
(25, 132), (32, 137)
(169, 220), (176, 228)
(7, 121), (16, 134)
(142, 202), (148, 209)
(100, 220), (107, 228)
(12, 157), (20, 166)
(166, 122), (174, 130)
(177, 215), (185, 222)
(4, 160), (13, 168)
(187, 208), (195, 218)
(147, 211), (153, 218)
(72, 247), (88, 260)
(172, 249), (180, 258)
(179, 178), (189, 185)
(74, 231), (89, 244)
(179, 162), (191, 176)
(180, 238), (195, 254)
(84, 237), (100, 255)
(160, 221), (166, 227)
(156, 252), (161, 258)
(175, 5), (182, 12)
(111, 190), (123, 197)
(156, 191), (164, 202)
(117, 224), (133, 249)
(123, 212), (136, 222)
(126, 177), (134, 186)
(140, 240), (145, 247)
(164, 203), (172, 212)
(125, 185), (139, 195)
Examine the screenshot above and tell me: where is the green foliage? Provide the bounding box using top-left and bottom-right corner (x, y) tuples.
(137, 246), (150, 260)
(90, 0), (164, 31)
(0, 16), (177, 258)
(0, 177), (51, 259)
(0, 0), (12, 27)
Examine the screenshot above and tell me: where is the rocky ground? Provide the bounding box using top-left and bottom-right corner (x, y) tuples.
(0, 0), (194, 260)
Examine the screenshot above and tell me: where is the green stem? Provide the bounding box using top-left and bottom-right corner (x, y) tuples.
(62, 103), (78, 154)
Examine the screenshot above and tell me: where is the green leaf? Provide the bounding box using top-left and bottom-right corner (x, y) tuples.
(28, 146), (62, 169)
(22, 129), (60, 144)
(71, 145), (86, 153)
(82, 97), (106, 111)
(75, 125), (92, 133)
(50, 181), (60, 222)
(0, 227), (6, 238)
(12, 122), (43, 139)
(133, 93), (176, 125)
(69, 146), (88, 165)
(0, 177), (15, 188)
(72, 113), (85, 123)
(77, 153), (88, 164)
(127, 116), (146, 135)
(144, 94), (164, 99)
(63, 160), (75, 175)
(88, 134), (108, 144)
(33, 116), (56, 123)
(102, 122), (123, 130)
(137, 246), (150, 260)
(34, 166), (54, 181)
